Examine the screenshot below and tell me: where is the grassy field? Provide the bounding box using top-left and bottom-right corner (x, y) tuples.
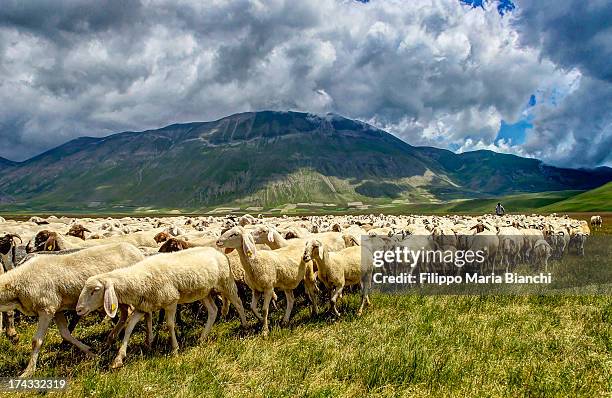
(2, 182), (611, 217)
(541, 182), (612, 212)
(0, 215), (611, 397)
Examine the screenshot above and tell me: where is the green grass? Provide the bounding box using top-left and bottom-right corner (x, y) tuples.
(542, 182), (612, 212)
(2, 295), (610, 397)
(0, 181), (609, 217)
(0, 189), (588, 218)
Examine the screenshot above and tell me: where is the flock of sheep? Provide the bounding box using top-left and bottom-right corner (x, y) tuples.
(0, 212), (600, 377)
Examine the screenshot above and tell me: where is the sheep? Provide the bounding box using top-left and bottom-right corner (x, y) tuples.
(531, 239), (552, 271)
(590, 215), (603, 229)
(0, 233), (21, 271)
(302, 240), (372, 316)
(216, 226), (316, 336)
(159, 237), (192, 252)
(28, 216), (49, 225)
(568, 230), (587, 256)
(252, 225), (347, 253)
(497, 226), (524, 271)
(468, 230), (500, 273)
(67, 224), (91, 240)
(544, 229), (568, 260)
(156, 237), (249, 294)
(76, 247), (248, 369)
(25, 230), (83, 252)
(0, 242), (145, 376)
(154, 231), (172, 244)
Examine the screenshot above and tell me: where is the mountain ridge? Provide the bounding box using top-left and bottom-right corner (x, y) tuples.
(0, 111), (610, 211)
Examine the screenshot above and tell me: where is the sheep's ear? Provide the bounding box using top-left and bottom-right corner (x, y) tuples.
(45, 236), (57, 251)
(103, 282), (119, 318)
(242, 234), (257, 258)
(224, 248), (235, 254)
(267, 229), (275, 243)
(316, 241), (324, 259)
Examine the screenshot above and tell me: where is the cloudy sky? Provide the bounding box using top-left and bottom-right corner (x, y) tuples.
(0, 0), (610, 167)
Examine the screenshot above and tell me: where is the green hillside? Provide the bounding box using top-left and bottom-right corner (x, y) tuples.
(0, 111), (610, 212)
(541, 182), (612, 212)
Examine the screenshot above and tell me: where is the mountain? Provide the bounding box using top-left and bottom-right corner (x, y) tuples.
(0, 111), (610, 212)
(0, 157), (16, 169)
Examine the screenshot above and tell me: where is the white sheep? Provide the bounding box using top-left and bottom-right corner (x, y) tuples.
(76, 247), (248, 369)
(0, 242), (145, 377)
(302, 240), (372, 316)
(216, 226), (316, 336)
(590, 215), (603, 228)
(531, 239), (552, 271)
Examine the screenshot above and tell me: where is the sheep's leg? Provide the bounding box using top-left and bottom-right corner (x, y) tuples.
(20, 312), (53, 377)
(221, 295), (230, 318)
(199, 296), (218, 342)
(67, 312), (80, 333)
(281, 290), (295, 326)
(250, 290), (263, 321)
(357, 288), (368, 316)
(55, 312), (94, 357)
(304, 279), (319, 315)
(111, 310), (145, 369)
(227, 290), (248, 327)
(145, 312), (154, 348)
(164, 304), (179, 355)
(271, 291), (278, 311)
(261, 289), (274, 337)
(330, 285), (344, 317)
(5, 311), (18, 344)
(106, 304), (129, 345)
(358, 274), (373, 316)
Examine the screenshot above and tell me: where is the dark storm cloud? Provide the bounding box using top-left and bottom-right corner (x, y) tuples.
(0, 0), (606, 167)
(514, 0), (612, 82)
(512, 0), (612, 166)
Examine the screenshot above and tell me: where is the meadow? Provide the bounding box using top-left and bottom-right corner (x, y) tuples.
(0, 214), (610, 397)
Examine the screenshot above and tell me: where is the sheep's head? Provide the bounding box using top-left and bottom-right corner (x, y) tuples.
(342, 234), (359, 247)
(154, 231), (171, 244)
(0, 234), (21, 255)
(303, 239), (323, 262)
(217, 226), (256, 256)
(26, 230), (59, 253)
(251, 225), (275, 245)
(67, 224), (90, 240)
(77, 277), (116, 318)
(159, 238), (190, 253)
(284, 231), (298, 239)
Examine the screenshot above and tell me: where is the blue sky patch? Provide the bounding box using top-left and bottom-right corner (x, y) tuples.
(460, 0), (515, 15)
(496, 119), (532, 145)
